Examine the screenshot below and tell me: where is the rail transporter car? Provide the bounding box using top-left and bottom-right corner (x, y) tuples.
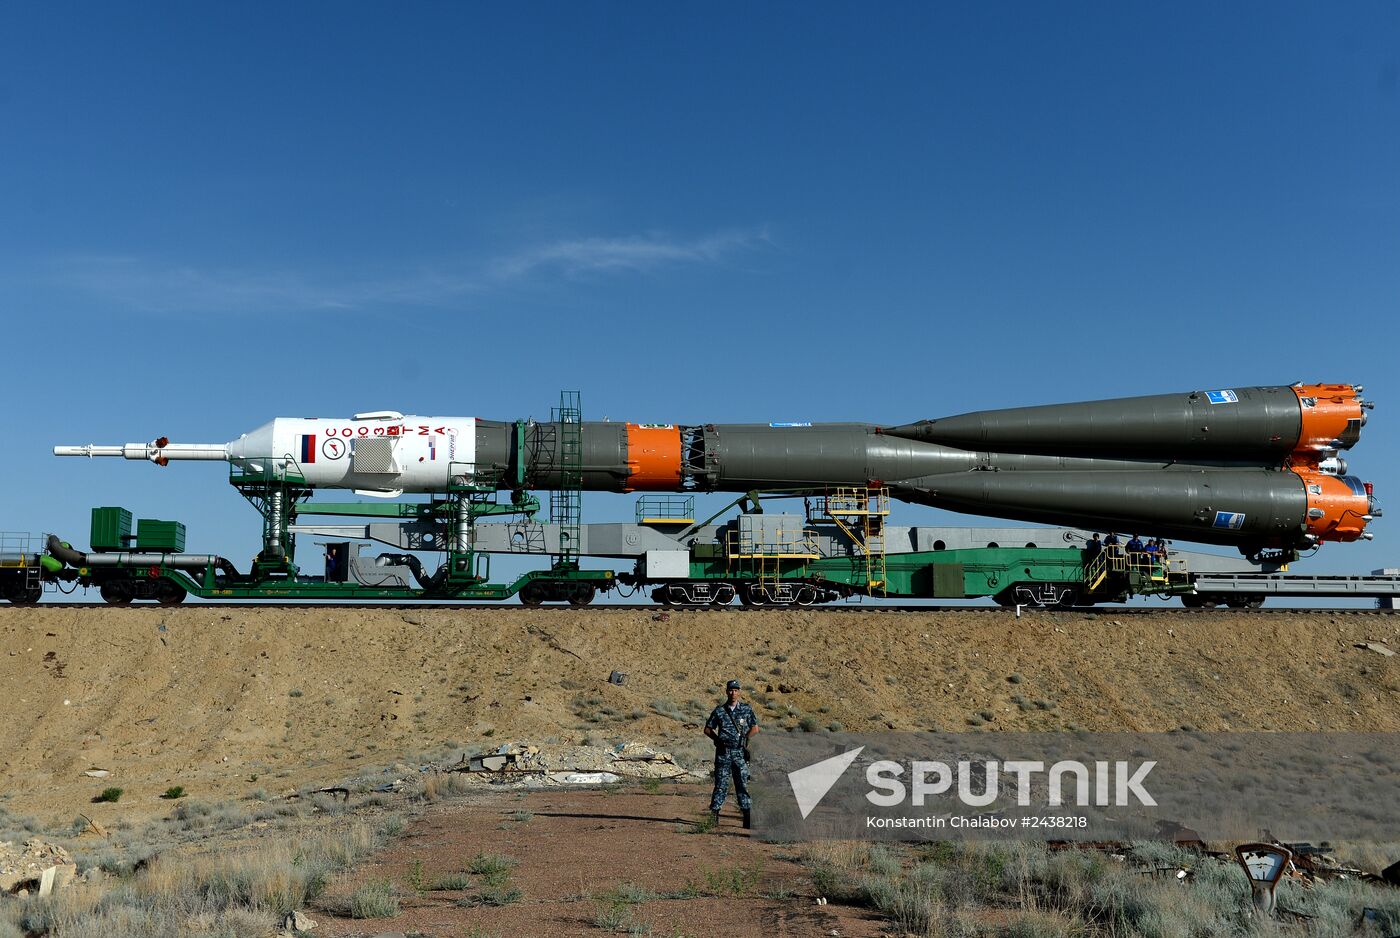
(4, 487), (1398, 609)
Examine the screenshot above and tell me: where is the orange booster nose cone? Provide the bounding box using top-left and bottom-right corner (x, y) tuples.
(1293, 384), (1366, 451)
(1295, 468), (1372, 542)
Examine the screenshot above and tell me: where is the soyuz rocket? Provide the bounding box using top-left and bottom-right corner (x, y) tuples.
(56, 383), (1377, 557)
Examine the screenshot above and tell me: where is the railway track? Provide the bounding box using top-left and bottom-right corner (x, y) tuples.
(9, 601), (1397, 615)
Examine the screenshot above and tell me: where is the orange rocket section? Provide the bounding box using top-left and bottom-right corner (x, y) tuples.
(1292, 467), (1371, 542)
(623, 423), (683, 491)
(1292, 384), (1365, 452)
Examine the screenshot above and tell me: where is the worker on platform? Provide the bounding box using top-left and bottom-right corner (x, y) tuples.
(1125, 534), (1145, 570)
(1149, 537), (1168, 575)
(705, 679), (759, 829)
(1104, 532), (1122, 557)
(1084, 533), (1103, 563)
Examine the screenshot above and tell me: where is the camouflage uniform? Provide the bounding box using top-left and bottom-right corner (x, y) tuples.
(706, 700), (758, 811)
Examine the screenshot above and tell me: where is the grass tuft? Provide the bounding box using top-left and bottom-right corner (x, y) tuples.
(466, 852), (517, 876)
(349, 879), (399, 918)
(685, 812), (717, 835)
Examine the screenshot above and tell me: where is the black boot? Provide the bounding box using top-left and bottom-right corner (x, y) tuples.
(742, 808), (752, 830)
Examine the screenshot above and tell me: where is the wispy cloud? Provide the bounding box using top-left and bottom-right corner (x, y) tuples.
(487, 229), (771, 280)
(40, 228), (772, 315)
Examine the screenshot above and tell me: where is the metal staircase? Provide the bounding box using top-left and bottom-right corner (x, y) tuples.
(815, 487), (890, 596)
(1082, 548), (1189, 599)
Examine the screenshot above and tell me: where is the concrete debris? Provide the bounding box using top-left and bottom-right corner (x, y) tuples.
(1355, 642), (1396, 657)
(0, 838), (77, 895)
(611, 741), (675, 763)
(281, 909), (318, 932)
(561, 772), (621, 784)
(608, 670), (628, 685)
(81, 769), (110, 778)
(461, 744), (545, 776)
(454, 742), (699, 784)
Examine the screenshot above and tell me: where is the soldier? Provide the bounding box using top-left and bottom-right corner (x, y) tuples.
(705, 679), (759, 829)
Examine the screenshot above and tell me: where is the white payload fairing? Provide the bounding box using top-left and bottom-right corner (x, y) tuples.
(56, 411), (478, 496)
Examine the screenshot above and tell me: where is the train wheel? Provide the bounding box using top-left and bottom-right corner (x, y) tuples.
(795, 586), (817, 607)
(992, 589), (1020, 608)
(740, 584), (768, 607)
(155, 580), (187, 606)
(1226, 594), (1265, 609)
(1181, 593), (1218, 609)
(567, 584), (596, 607)
(100, 581), (133, 606)
(3, 583), (42, 605)
(1053, 588), (1081, 609)
(519, 582), (545, 607)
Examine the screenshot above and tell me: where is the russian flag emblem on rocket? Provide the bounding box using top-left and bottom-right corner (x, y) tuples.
(299, 434), (316, 464)
(428, 436), (436, 461)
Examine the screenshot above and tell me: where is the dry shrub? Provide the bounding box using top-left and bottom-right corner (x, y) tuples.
(793, 838), (1400, 938)
(417, 771), (476, 803)
(1, 820), (394, 937)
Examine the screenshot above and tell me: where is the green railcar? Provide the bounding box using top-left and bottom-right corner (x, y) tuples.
(644, 545), (1187, 607)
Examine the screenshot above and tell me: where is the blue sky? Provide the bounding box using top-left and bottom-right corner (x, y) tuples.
(3, 3), (1398, 592)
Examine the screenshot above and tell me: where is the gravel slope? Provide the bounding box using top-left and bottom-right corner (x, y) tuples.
(2, 606), (1396, 821)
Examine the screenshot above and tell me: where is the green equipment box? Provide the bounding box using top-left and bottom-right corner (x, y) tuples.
(91, 507), (133, 552)
(136, 519), (187, 552)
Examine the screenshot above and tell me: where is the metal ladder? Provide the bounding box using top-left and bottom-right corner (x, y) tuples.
(550, 391), (583, 568)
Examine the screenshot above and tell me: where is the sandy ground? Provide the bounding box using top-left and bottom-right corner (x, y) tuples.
(1, 605), (1397, 822)
(314, 784), (885, 938)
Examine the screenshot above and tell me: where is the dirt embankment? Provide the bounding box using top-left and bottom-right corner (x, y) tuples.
(1, 606), (1396, 820)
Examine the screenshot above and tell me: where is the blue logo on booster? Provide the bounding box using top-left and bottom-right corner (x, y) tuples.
(1213, 511), (1246, 530)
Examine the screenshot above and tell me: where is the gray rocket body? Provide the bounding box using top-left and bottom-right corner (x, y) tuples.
(55, 384), (1376, 554)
